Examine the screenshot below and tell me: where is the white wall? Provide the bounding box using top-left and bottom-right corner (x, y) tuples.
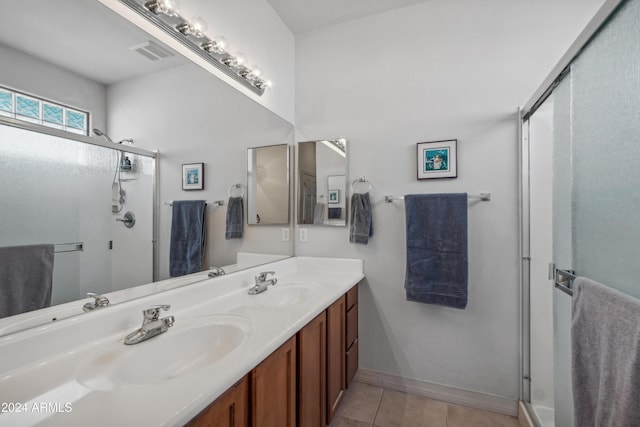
(295, 0), (603, 400)
(0, 44), (107, 131)
(99, 0), (295, 124)
(107, 63), (294, 279)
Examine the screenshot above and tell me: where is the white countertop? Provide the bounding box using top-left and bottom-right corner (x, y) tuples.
(0, 256), (364, 427)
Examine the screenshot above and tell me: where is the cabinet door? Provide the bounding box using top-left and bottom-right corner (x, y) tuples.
(298, 311), (327, 427)
(252, 336), (297, 427)
(186, 375), (249, 427)
(326, 295), (346, 423)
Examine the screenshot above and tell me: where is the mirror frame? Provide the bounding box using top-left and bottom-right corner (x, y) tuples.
(246, 144), (291, 226)
(296, 138), (349, 227)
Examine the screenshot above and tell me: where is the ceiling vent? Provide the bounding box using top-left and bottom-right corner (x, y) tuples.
(130, 40), (175, 61)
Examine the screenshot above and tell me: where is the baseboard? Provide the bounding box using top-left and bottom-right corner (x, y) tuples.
(518, 401), (536, 427)
(354, 368), (518, 417)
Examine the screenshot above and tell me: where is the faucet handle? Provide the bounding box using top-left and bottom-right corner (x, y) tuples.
(143, 304), (171, 320)
(256, 271), (276, 282)
(86, 292), (110, 306)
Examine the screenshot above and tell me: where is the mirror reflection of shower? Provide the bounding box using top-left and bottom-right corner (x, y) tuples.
(92, 129), (135, 213)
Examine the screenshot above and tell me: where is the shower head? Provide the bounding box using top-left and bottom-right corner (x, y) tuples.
(92, 128), (113, 143)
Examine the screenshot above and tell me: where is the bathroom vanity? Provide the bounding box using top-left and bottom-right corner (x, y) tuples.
(0, 257), (363, 426)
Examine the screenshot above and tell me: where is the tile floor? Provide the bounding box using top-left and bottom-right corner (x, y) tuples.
(329, 382), (520, 427)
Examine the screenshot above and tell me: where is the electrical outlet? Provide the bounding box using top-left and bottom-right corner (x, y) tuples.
(281, 228), (290, 241)
(299, 228), (308, 242)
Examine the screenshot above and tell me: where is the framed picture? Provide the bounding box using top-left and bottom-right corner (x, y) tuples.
(182, 163), (204, 190)
(417, 139), (457, 179)
(328, 189), (340, 204)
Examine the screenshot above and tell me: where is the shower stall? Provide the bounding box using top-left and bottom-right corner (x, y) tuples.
(0, 116), (157, 310)
(520, 0), (640, 425)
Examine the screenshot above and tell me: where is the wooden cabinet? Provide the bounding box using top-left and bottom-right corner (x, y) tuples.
(297, 311), (327, 427)
(251, 336), (297, 427)
(345, 285), (358, 387)
(326, 295), (346, 423)
(186, 375), (249, 427)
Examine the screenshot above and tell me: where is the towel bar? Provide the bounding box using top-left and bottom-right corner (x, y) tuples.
(384, 193), (491, 203)
(554, 268), (576, 296)
(165, 200), (224, 206)
(54, 242), (84, 253)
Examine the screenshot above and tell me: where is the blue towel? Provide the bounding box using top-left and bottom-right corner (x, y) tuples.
(225, 196), (244, 239)
(169, 200), (207, 277)
(404, 193), (468, 309)
(350, 193), (373, 244)
(0, 244), (54, 318)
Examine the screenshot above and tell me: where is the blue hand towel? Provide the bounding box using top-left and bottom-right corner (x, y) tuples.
(572, 277), (640, 426)
(170, 200), (207, 277)
(225, 196), (244, 239)
(404, 193), (468, 309)
(0, 244), (54, 318)
(350, 193), (373, 244)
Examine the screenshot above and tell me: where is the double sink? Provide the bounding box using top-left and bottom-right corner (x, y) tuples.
(76, 281), (314, 390)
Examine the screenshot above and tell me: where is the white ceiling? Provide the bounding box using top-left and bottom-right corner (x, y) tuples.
(266, 0), (434, 35)
(0, 0), (186, 85)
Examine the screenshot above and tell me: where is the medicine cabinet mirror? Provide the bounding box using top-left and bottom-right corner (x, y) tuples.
(297, 139), (348, 227)
(247, 144), (291, 225)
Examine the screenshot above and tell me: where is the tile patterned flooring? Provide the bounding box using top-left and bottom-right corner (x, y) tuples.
(330, 382), (520, 427)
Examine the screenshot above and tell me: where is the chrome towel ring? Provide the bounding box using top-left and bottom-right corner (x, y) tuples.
(228, 183), (245, 198)
(351, 176), (373, 194)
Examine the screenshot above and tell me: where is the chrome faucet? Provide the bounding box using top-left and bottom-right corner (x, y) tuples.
(248, 271), (277, 295)
(124, 304), (175, 345)
(83, 292), (110, 312)
(208, 266), (226, 278)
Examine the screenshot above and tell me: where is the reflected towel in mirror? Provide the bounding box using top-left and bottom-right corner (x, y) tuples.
(0, 244), (54, 318)
(169, 201), (207, 277)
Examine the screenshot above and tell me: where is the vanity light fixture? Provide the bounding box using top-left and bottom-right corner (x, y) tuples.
(121, 0), (271, 96)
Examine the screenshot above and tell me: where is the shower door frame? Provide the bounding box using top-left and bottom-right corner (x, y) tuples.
(0, 115), (160, 282)
(518, 1), (624, 424)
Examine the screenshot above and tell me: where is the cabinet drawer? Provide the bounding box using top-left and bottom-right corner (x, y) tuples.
(346, 303), (358, 349)
(346, 285), (358, 311)
(345, 339), (358, 388)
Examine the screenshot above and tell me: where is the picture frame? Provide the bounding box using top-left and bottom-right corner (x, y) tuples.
(328, 189), (340, 204)
(416, 139), (457, 179)
(182, 163), (204, 190)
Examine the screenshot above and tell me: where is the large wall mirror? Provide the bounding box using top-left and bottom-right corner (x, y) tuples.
(0, 0), (294, 333)
(297, 139), (348, 226)
(247, 144), (290, 225)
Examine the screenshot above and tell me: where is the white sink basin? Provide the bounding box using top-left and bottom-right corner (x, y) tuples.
(253, 283), (314, 308)
(76, 314), (254, 389)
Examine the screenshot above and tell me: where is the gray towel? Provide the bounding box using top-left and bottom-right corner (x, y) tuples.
(0, 244), (54, 318)
(313, 201), (325, 224)
(349, 193), (373, 244)
(572, 277), (640, 426)
(169, 200), (207, 277)
(225, 196), (244, 239)
(404, 193), (467, 309)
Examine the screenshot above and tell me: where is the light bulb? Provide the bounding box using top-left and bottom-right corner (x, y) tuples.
(190, 16), (207, 38)
(234, 52), (247, 68)
(146, 0), (180, 16)
(213, 36), (227, 54)
(249, 66), (263, 80)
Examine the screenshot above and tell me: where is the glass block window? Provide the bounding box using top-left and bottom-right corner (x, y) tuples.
(43, 103), (64, 125)
(0, 85), (89, 135)
(0, 88), (13, 114)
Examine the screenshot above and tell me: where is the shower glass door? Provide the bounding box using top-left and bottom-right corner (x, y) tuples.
(523, 94), (556, 427)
